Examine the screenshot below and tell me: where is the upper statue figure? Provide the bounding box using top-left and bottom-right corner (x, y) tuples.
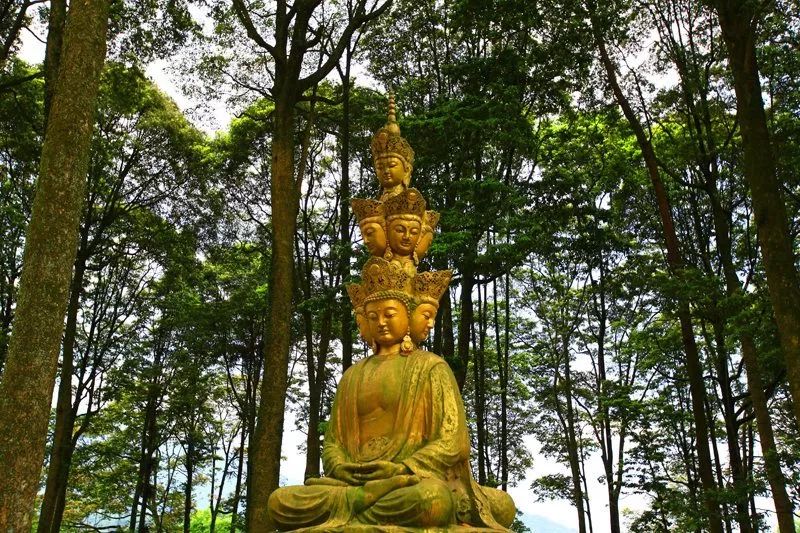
(372, 95), (415, 202)
(268, 96), (516, 532)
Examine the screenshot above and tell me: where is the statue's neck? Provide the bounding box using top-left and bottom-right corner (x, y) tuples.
(374, 344), (401, 357)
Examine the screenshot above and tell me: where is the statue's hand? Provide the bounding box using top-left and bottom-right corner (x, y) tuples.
(330, 462), (364, 485)
(354, 460), (410, 482)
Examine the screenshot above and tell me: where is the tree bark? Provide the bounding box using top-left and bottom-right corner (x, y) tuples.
(712, 0), (800, 432)
(37, 252), (86, 533)
(183, 437), (195, 533)
(339, 48), (354, 373)
(43, 0), (67, 124)
(0, 0), (109, 527)
(247, 93), (301, 531)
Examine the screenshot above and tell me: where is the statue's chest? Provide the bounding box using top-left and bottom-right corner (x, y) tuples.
(357, 356), (407, 416)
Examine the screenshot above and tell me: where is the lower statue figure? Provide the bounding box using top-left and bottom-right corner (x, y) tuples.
(268, 267), (515, 531)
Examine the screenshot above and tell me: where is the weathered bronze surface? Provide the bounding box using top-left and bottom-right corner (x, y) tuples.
(268, 96), (516, 532)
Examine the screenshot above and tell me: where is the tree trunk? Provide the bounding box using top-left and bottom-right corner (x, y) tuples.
(339, 49), (354, 373)
(0, 0), (109, 527)
(183, 437), (195, 533)
(713, 0), (800, 431)
(455, 268), (474, 390)
(43, 0), (67, 125)
(589, 12), (724, 532)
(246, 91), (301, 531)
(705, 174), (796, 532)
(37, 254), (86, 533)
(230, 425), (247, 532)
(561, 338), (587, 533)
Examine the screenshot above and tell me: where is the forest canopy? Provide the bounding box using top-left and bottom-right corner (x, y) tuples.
(0, 0), (799, 532)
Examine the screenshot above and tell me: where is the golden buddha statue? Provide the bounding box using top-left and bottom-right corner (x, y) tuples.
(267, 97), (515, 532)
(371, 95), (414, 202)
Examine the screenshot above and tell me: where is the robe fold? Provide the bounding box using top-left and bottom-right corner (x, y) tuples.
(270, 350), (515, 531)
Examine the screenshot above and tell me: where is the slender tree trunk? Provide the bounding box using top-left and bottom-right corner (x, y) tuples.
(339, 49), (354, 373)
(230, 426), (247, 532)
(455, 268), (474, 390)
(713, 0), (800, 430)
(562, 338), (587, 533)
(588, 12), (724, 531)
(247, 91), (301, 531)
(38, 248), (88, 533)
(705, 181), (796, 532)
(183, 438), (195, 533)
(43, 0), (67, 124)
(473, 283), (486, 484)
(0, 0), (109, 527)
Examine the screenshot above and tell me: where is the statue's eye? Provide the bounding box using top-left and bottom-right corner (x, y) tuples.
(367, 312), (378, 320)
(411, 227), (420, 236)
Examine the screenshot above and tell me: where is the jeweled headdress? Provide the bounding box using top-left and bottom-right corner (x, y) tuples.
(371, 95), (415, 168)
(414, 270), (452, 308)
(384, 188), (426, 221)
(360, 257), (414, 308)
(423, 210), (440, 231)
(351, 198), (384, 225)
(346, 283), (366, 310)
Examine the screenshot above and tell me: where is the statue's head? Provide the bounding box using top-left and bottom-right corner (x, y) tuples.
(411, 270), (452, 344)
(364, 297), (410, 349)
(371, 95), (414, 196)
(358, 258), (415, 354)
(415, 210), (440, 260)
(352, 198), (386, 257)
(384, 189), (426, 260)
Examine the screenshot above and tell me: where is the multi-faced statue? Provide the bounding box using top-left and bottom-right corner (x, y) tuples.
(383, 188), (426, 278)
(415, 210), (440, 261)
(267, 97), (516, 533)
(346, 284), (371, 346)
(411, 270), (452, 344)
(371, 96), (415, 201)
(352, 198), (387, 257)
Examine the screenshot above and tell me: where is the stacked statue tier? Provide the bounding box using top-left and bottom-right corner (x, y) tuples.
(267, 96), (516, 532)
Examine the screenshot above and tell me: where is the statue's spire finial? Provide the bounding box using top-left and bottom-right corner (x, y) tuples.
(386, 93), (400, 135)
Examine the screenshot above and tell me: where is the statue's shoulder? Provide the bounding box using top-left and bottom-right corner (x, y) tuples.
(409, 349), (446, 367)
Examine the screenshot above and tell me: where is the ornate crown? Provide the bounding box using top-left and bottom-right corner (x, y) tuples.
(346, 283), (365, 310)
(371, 95), (415, 168)
(351, 198), (384, 224)
(360, 257), (414, 308)
(423, 210), (440, 231)
(414, 270), (452, 307)
(384, 188), (426, 220)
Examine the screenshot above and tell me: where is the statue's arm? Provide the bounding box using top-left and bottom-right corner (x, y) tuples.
(401, 362), (470, 478)
(321, 371), (353, 477)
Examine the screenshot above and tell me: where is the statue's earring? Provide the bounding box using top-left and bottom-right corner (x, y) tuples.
(383, 248), (394, 261)
(412, 251), (419, 265)
(371, 340), (378, 355)
(400, 328), (414, 355)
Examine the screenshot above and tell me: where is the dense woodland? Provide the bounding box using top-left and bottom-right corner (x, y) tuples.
(1, 0), (800, 531)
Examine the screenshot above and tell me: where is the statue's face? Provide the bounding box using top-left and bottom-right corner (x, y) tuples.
(354, 310), (372, 344)
(387, 218), (421, 257)
(364, 298), (409, 348)
(376, 156), (410, 190)
(415, 227), (434, 260)
(360, 220), (387, 256)
(410, 302), (437, 343)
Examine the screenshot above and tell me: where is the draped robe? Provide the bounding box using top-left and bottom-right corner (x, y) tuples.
(269, 350), (515, 531)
